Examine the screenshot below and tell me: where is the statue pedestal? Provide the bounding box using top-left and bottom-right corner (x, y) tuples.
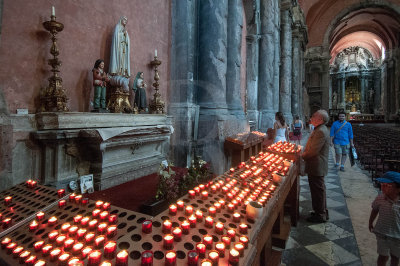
(107, 87), (135, 113)
(33, 112), (172, 190)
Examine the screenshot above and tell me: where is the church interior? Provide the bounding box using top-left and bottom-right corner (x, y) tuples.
(0, 0), (399, 265)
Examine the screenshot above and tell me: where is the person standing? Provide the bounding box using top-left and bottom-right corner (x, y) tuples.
(291, 115), (304, 145)
(273, 112), (289, 143)
(302, 110), (330, 223)
(330, 111), (354, 172)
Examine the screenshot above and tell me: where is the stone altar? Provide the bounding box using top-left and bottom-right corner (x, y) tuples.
(32, 112), (172, 190)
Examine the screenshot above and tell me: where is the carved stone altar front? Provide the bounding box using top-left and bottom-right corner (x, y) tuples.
(32, 113), (172, 190)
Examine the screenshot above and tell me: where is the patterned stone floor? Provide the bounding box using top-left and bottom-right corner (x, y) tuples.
(281, 151), (362, 266)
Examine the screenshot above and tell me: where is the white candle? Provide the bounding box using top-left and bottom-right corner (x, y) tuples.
(52, 6), (55, 16)
(155, 49), (157, 57)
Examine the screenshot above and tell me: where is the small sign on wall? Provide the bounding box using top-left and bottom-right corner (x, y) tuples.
(80, 174), (94, 194)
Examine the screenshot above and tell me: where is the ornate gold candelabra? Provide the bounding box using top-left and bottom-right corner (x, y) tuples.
(149, 56), (165, 114)
(39, 14), (69, 112)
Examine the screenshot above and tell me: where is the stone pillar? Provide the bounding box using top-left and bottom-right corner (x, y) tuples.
(227, 0), (246, 118)
(279, 1), (293, 124)
(169, 0), (198, 167)
(258, 0), (280, 131)
(198, 0), (229, 114)
(360, 73), (366, 113)
(374, 69), (381, 114)
(339, 74), (346, 109)
(245, 0), (261, 130)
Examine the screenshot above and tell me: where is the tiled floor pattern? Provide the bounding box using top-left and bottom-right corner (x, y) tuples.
(281, 151), (362, 266)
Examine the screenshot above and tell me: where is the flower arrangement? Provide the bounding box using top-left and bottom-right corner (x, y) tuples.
(185, 155), (212, 189)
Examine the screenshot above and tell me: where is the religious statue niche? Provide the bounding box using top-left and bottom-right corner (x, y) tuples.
(107, 16), (134, 113)
(345, 78), (360, 112)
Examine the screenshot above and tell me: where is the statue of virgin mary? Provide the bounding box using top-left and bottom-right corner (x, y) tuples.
(109, 16), (130, 78)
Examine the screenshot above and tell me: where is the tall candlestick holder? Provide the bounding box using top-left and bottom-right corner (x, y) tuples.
(149, 56), (165, 114)
(40, 14), (69, 112)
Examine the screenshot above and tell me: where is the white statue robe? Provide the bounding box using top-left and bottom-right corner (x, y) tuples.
(109, 17), (130, 78)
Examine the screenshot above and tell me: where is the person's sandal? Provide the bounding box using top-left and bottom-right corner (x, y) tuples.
(340, 166), (345, 172)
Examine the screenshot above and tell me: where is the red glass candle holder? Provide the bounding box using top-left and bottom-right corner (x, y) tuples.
(203, 235), (213, 250)
(227, 203), (235, 213)
(102, 202), (111, 210)
(64, 238), (75, 250)
(81, 198), (89, 205)
(185, 205), (193, 216)
(162, 220), (172, 233)
(141, 250), (153, 266)
(4, 196), (12, 206)
(76, 228), (87, 240)
(48, 230), (59, 242)
(61, 223), (71, 233)
(73, 215), (82, 224)
(1, 237), (11, 249)
(94, 235), (105, 249)
(80, 216), (90, 227)
(88, 250), (102, 266)
(29, 220), (39, 231)
(142, 220), (152, 234)
(196, 210), (203, 222)
(106, 225), (117, 238)
(41, 244), (53, 256)
(176, 200), (184, 211)
(88, 219), (98, 231)
(222, 235), (231, 249)
(205, 216), (214, 228)
(47, 216), (57, 226)
(187, 250), (199, 266)
(214, 202), (221, 212)
(211, 185), (217, 193)
(85, 232), (95, 244)
(188, 190), (195, 199)
(234, 242), (244, 257)
(239, 235), (249, 248)
(108, 214), (117, 224)
(24, 255), (37, 266)
(233, 212), (241, 223)
(104, 241), (117, 259)
(26, 179), (33, 187)
(58, 199), (66, 208)
(215, 242), (225, 258)
(97, 223), (107, 235)
(228, 248), (240, 265)
(196, 243), (206, 259)
(33, 260), (46, 266)
(81, 246), (93, 259)
(169, 205), (177, 215)
(12, 246), (24, 258)
(99, 211), (109, 220)
(201, 191), (208, 200)
(58, 252), (71, 265)
(5, 242), (17, 254)
(215, 222), (224, 235)
(33, 240), (44, 252)
(227, 229), (236, 241)
(188, 215), (197, 228)
(181, 220), (190, 234)
(92, 209), (101, 218)
(68, 225), (79, 236)
(239, 223), (248, 234)
(95, 200), (103, 208)
(56, 235), (67, 246)
(200, 259), (213, 266)
(208, 250), (219, 265)
(74, 195), (82, 204)
(194, 186), (200, 195)
(36, 212), (45, 221)
(116, 250), (129, 266)
(68, 257), (82, 265)
(165, 250), (177, 266)
(163, 234), (174, 249)
(2, 217), (11, 228)
(19, 250), (31, 263)
(208, 207), (216, 217)
(50, 248), (62, 261)
(72, 242), (84, 255)
(172, 227), (182, 242)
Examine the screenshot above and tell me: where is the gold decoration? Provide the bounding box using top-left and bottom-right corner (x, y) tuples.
(149, 56), (165, 114)
(107, 87), (135, 113)
(39, 15), (69, 112)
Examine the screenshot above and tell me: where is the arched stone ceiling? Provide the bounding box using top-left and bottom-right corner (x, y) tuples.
(329, 31), (384, 63)
(299, 0), (400, 48)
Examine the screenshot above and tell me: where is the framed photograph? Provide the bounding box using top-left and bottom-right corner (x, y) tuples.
(80, 174), (94, 194)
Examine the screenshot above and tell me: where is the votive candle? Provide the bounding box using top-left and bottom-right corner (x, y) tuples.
(97, 223), (107, 235)
(188, 215), (197, 228)
(227, 229), (236, 240)
(99, 211), (109, 220)
(233, 212), (241, 223)
(208, 250), (219, 265)
(88, 219), (98, 231)
(169, 205), (177, 215)
(95, 201), (103, 208)
(239, 235), (249, 248)
(228, 248), (240, 265)
(1, 237), (11, 249)
(81, 246), (93, 259)
(94, 235), (105, 249)
(201, 191), (208, 200)
(61, 223), (71, 233)
(203, 235), (213, 250)
(188, 190), (195, 199)
(215, 242), (226, 258)
(92, 209), (101, 218)
(162, 220), (172, 233)
(36, 212), (45, 221)
(49, 248), (62, 261)
(165, 250), (176, 266)
(142, 220), (152, 234)
(88, 250), (102, 266)
(116, 250), (129, 266)
(106, 225), (117, 238)
(108, 214), (118, 224)
(76, 228), (87, 240)
(47, 216), (57, 226)
(29, 220), (39, 231)
(196, 210), (203, 222)
(80, 216), (90, 227)
(85, 232), (95, 244)
(72, 242), (83, 255)
(208, 207), (216, 217)
(41, 244), (53, 256)
(163, 234), (174, 249)
(73, 215), (82, 224)
(222, 235), (231, 249)
(176, 200), (184, 210)
(181, 220), (190, 234)
(141, 250), (153, 266)
(172, 227), (182, 241)
(196, 243), (206, 258)
(104, 241), (116, 259)
(33, 241), (44, 252)
(63, 238), (75, 250)
(215, 222), (224, 235)
(187, 250), (199, 266)
(74, 195), (82, 204)
(239, 223), (248, 234)
(68, 225), (79, 236)
(185, 205), (193, 216)
(56, 235), (67, 246)
(4, 196), (12, 206)
(234, 242), (244, 257)
(58, 252), (71, 265)
(24, 255), (37, 266)
(48, 230), (59, 242)
(205, 216), (214, 228)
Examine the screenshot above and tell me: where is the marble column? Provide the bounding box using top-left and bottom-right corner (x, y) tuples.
(245, 0), (261, 130)
(198, 0), (229, 115)
(227, 0), (245, 118)
(340, 74), (346, 109)
(360, 73), (366, 113)
(169, 0), (198, 167)
(258, 0), (279, 131)
(279, 1), (293, 124)
(291, 31), (300, 117)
